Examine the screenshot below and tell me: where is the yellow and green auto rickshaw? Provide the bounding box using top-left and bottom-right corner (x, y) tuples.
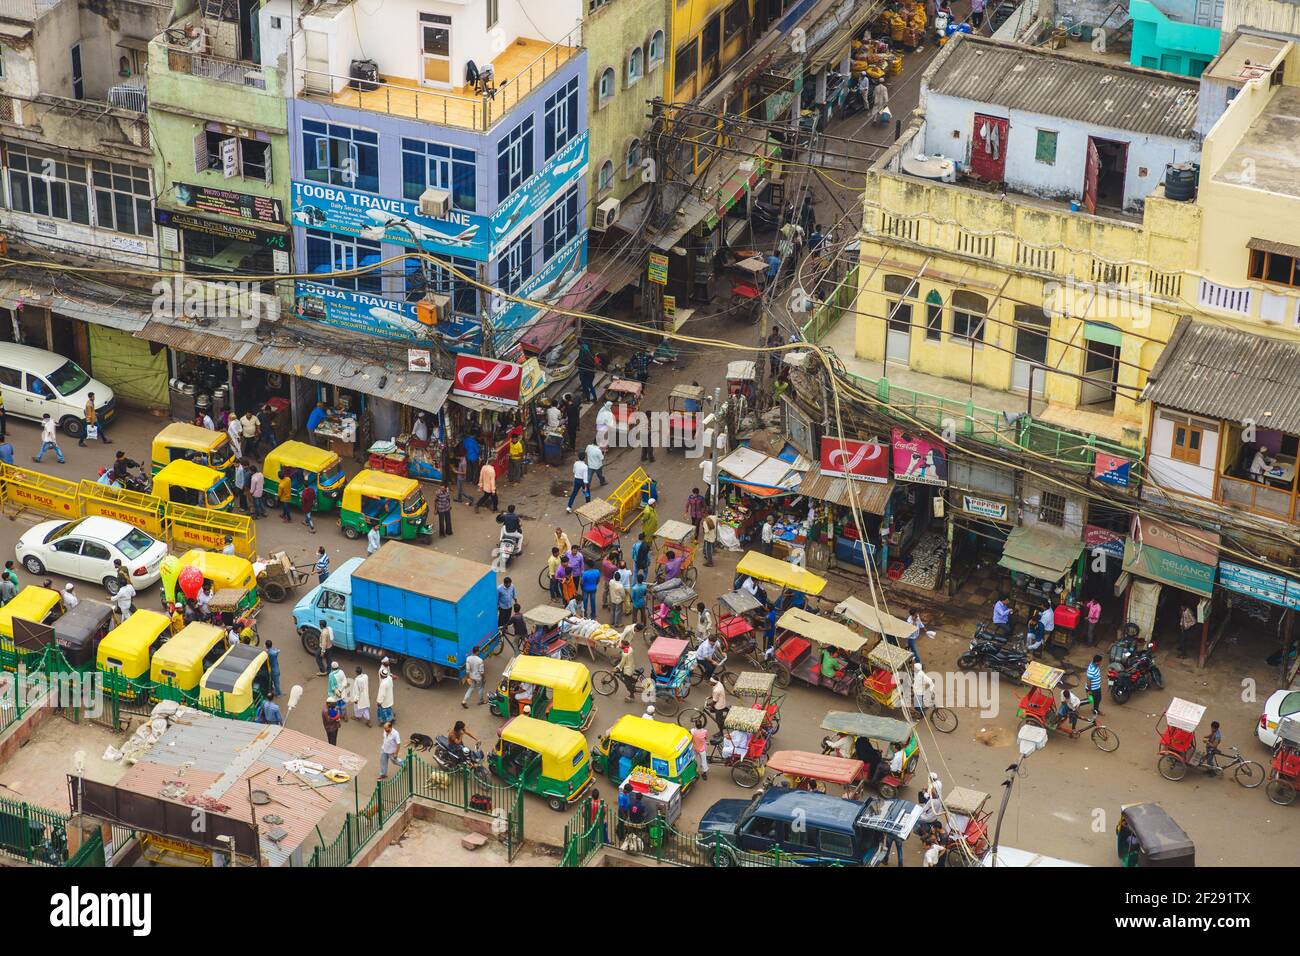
(0, 585), (66, 667)
(339, 470), (431, 541)
(149, 621), (228, 701)
(488, 715), (594, 811)
(96, 609), (172, 698)
(592, 714), (699, 792)
(489, 655), (595, 731)
(263, 441), (346, 512)
(176, 550), (260, 614)
(152, 460), (235, 512)
(151, 422), (235, 476)
(199, 642), (271, 718)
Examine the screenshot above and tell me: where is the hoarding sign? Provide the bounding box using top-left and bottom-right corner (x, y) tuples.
(175, 184), (285, 225)
(490, 131), (588, 250)
(961, 495), (1009, 521)
(452, 354), (523, 405)
(1093, 452), (1132, 487)
(890, 428), (948, 486)
(1218, 561), (1300, 610)
(294, 281), (481, 352)
(818, 436), (887, 482)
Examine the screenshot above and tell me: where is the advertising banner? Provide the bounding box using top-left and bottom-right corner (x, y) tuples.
(175, 183), (285, 226)
(818, 437), (888, 482)
(490, 232), (588, 349)
(1218, 561), (1300, 610)
(890, 428), (948, 486)
(961, 495), (1009, 521)
(1093, 452), (1133, 487)
(452, 355), (523, 405)
(294, 281), (482, 352)
(490, 131), (588, 250)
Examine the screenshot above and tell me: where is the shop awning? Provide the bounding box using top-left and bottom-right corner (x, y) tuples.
(998, 525), (1082, 582)
(651, 141), (781, 251)
(0, 276), (152, 333)
(718, 446), (807, 494)
(1122, 538), (1217, 598)
(136, 317), (452, 414)
(797, 471), (892, 514)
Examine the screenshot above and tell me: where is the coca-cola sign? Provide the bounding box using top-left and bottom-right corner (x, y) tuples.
(819, 437), (888, 483)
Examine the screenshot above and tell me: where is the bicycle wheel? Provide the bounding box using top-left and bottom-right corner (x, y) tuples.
(1090, 725), (1120, 752)
(656, 694), (680, 718)
(592, 671), (620, 697)
(731, 760), (762, 789)
(720, 669), (738, 693)
(930, 707), (958, 734)
(683, 566), (698, 587)
(1234, 760), (1265, 789)
(538, 567), (552, 592)
(768, 712), (781, 737)
(676, 707), (707, 730)
(1157, 754), (1187, 781)
(769, 773), (796, 790)
(1267, 779), (1297, 806)
(772, 667), (791, 689)
(855, 687), (882, 715)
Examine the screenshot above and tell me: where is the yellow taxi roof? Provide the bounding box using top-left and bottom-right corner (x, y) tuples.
(102, 609), (170, 648)
(150, 622), (226, 667)
(607, 714), (691, 754)
(345, 469), (419, 496)
(180, 549), (254, 582)
(264, 441), (339, 473)
(155, 459), (227, 487)
(0, 586), (62, 631)
(736, 551), (828, 595)
(155, 423), (230, 452)
(503, 655), (590, 694)
(501, 714), (587, 757)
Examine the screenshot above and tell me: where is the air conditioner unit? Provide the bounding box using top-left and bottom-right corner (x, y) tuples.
(417, 293), (451, 326)
(419, 188), (451, 219)
(240, 292), (281, 329)
(593, 197), (621, 232)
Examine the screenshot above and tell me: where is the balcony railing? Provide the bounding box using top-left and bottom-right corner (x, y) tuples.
(162, 45), (268, 90)
(1218, 474), (1298, 523)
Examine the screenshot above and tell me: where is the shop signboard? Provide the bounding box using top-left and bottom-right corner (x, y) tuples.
(1093, 452), (1132, 488)
(1084, 524), (1125, 559)
(1218, 561), (1300, 610)
(490, 131), (587, 250)
(961, 495), (1009, 521)
(647, 252), (668, 285)
(1122, 539), (1216, 598)
(175, 183), (285, 226)
(294, 281), (482, 352)
(519, 357), (547, 404)
(156, 209), (287, 249)
(452, 354), (523, 406)
(490, 232), (588, 348)
(890, 428), (948, 486)
(819, 436), (887, 482)
(291, 180), (491, 261)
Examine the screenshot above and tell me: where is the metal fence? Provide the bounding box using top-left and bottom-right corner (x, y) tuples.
(802, 264), (860, 344)
(0, 794), (68, 866)
(559, 802), (605, 867)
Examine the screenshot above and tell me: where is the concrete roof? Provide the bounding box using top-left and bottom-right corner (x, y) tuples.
(1213, 86), (1300, 199)
(924, 34), (1200, 140)
(1205, 32), (1288, 83)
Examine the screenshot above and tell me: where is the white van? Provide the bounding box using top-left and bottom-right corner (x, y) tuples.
(0, 343), (116, 439)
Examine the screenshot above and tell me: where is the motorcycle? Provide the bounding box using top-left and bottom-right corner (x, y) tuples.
(103, 461), (151, 495)
(958, 630), (1028, 680)
(1108, 641), (1162, 704)
(432, 735), (487, 774)
(492, 527), (524, 572)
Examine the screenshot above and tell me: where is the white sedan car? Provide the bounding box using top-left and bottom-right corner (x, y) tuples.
(15, 516), (168, 594)
(1256, 688), (1300, 748)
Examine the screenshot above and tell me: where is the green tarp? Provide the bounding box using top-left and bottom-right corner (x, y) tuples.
(998, 525), (1082, 582)
(87, 325), (168, 409)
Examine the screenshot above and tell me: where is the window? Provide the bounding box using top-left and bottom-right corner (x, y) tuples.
(725, 0), (747, 39)
(951, 290), (987, 343)
(496, 116), (535, 201)
(701, 15), (721, 66)
(499, 231), (534, 295)
(628, 47), (644, 85)
(1248, 246), (1300, 289)
(0, 366), (19, 388)
(305, 229), (382, 294)
(302, 119), (379, 193)
(1013, 305), (1049, 364)
(648, 30), (664, 67)
(401, 138), (476, 211)
(626, 138), (642, 176)
(674, 38), (698, 89)
(486, 0), (499, 29)
(588, 0), (609, 9)
(197, 130), (272, 183)
(404, 254), (477, 315)
(817, 829), (854, 857)
(1039, 492), (1067, 527)
(924, 290), (943, 341)
(544, 76), (579, 160)
(5, 146), (90, 226)
(70, 44), (83, 99)
(91, 161), (153, 236)
(598, 159), (614, 194)
(0, 48), (6, 79)
(1035, 129), (1058, 165)
(82, 542), (111, 562)
(598, 67), (616, 102)
(542, 184), (579, 261)
(1170, 420), (1205, 464)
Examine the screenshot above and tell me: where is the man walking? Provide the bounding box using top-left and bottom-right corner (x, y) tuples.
(475, 460), (498, 512)
(278, 476), (293, 521)
(378, 720), (405, 780)
(608, 572), (626, 628)
(79, 392), (110, 447)
(581, 564), (601, 619)
(33, 414), (65, 464)
(905, 608), (926, 667)
(301, 483), (317, 532)
(265, 639), (282, 697)
(632, 533), (651, 579)
(586, 442), (607, 488)
(640, 498), (659, 539)
(328, 662), (349, 721)
(700, 512), (718, 567)
(376, 662), (395, 723)
(567, 456), (591, 512)
(316, 618), (334, 674)
(497, 577), (517, 632)
(1086, 654), (1104, 716)
(563, 394), (580, 451)
(239, 409), (261, 458)
(462, 648), (486, 708)
(435, 482), (453, 537)
(685, 488), (708, 538)
(233, 458), (249, 513)
(249, 462), (266, 518)
(351, 666), (372, 726)
(314, 546), (330, 583)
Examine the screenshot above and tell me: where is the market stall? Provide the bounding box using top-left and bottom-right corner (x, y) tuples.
(711, 446), (809, 555)
(999, 525), (1084, 620)
(796, 470), (893, 572)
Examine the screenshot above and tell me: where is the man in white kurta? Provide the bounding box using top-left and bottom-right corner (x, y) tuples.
(350, 666), (371, 726)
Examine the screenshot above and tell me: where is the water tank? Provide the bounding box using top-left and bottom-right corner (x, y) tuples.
(1165, 163), (1199, 202)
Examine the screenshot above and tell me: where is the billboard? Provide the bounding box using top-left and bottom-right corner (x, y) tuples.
(1093, 452), (1132, 487)
(890, 428), (948, 486)
(490, 231), (588, 350)
(819, 437), (888, 483)
(291, 180), (491, 261)
(452, 355), (523, 405)
(490, 131), (588, 250)
(294, 281), (482, 352)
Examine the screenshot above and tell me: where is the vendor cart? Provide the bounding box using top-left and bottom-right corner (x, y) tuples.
(667, 384), (705, 451)
(515, 605), (575, 659)
(208, 587), (260, 646)
(726, 360), (756, 406)
(604, 378), (643, 439)
(256, 551), (313, 604)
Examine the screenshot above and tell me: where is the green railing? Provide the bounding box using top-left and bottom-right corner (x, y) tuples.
(100, 669), (261, 723)
(559, 802), (606, 867)
(65, 829), (105, 867)
(307, 755), (525, 867)
(0, 793), (69, 866)
(802, 264), (860, 343)
(610, 816), (835, 867)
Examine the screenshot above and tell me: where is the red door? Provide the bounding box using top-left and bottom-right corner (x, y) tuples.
(970, 113), (1009, 182)
(1083, 138), (1100, 214)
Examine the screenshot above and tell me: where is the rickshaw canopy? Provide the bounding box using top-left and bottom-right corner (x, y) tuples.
(647, 637), (690, 667)
(867, 640), (913, 671)
(736, 551), (827, 595)
(605, 378), (642, 399)
(501, 715), (589, 781)
(96, 609), (170, 676)
(820, 711), (915, 745)
(150, 622), (226, 689)
(605, 714), (692, 762)
(654, 519), (696, 546)
(777, 608), (866, 653)
(201, 642), (268, 711)
(263, 441), (342, 481)
(1278, 717), (1300, 748)
(523, 605), (569, 628)
(1165, 697), (1206, 732)
(343, 469), (420, 503)
(732, 671), (776, 697)
(179, 549), (257, 593)
(1121, 802), (1195, 864)
(153, 423), (233, 465)
(573, 498), (617, 526)
(0, 586), (64, 638)
(724, 706), (767, 733)
(835, 596), (914, 641)
(502, 655), (592, 710)
(154, 459), (229, 493)
(726, 360), (756, 382)
(944, 787), (991, 817)
(669, 384), (705, 402)
(1021, 662), (1065, 690)
(652, 582), (697, 608)
(720, 589), (764, 616)
(766, 750), (864, 785)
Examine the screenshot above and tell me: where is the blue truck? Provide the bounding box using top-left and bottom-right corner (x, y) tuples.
(293, 541), (501, 688)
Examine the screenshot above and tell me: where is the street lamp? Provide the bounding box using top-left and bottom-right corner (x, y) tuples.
(988, 724), (1047, 868)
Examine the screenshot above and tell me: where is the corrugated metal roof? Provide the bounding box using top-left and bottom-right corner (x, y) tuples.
(0, 276), (151, 333)
(1142, 317), (1300, 434)
(926, 35), (1200, 139)
(137, 318), (452, 414)
(798, 471), (893, 514)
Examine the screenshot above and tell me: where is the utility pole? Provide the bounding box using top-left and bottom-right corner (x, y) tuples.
(708, 387), (726, 509)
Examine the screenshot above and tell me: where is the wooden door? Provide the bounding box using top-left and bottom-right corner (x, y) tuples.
(970, 114), (1008, 182)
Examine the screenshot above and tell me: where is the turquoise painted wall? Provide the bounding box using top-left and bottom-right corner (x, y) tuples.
(1128, 0), (1222, 77)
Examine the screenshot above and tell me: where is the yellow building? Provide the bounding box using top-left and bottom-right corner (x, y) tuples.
(665, 0), (752, 103)
(847, 37), (1205, 450)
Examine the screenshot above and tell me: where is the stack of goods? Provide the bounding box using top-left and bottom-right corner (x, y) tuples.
(898, 531), (945, 590)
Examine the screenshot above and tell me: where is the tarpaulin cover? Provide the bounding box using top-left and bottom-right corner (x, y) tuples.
(88, 325), (168, 408)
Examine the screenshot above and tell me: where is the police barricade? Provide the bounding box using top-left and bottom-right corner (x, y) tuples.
(0, 464), (80, 520)
(165, 503), (257, 559)
(609, 466), (653, 532)
(76, 481), (167, 537)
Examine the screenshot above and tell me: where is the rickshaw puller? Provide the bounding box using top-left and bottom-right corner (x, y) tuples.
(1057, 687), (1081, 730)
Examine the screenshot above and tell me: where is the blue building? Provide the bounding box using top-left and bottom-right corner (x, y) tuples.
(288, 0), (588, 356)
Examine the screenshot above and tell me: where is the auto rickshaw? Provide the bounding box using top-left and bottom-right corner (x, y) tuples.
(263, 441), (346, 512)
(819, 711), (920, 799)
(152, 460), (235, 511)
(1017, 662), (1119, 751)
(199, 642), (271, 718)
(488, 654), (595, 730)
(592, 714), (699, 792)
(177, 549), (260, 614)
(149, 622), (227, 701)
(1266, 716), (1300, 806)
(488, 714), (594, 811)
(666, 383), (705, 450)
(735, 550), (828, 609)
(151, 422), (235, 476)
(96, 609), (172, 698)
(52, 599), (114, 670)
(339, 470), (431, 541)
(768, 607), (867, 697)
(1116, 802), (1194, 867)
(653, 519), (698, 586)
(0, 585), (66, 665)
(765, 750), (867, 799)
